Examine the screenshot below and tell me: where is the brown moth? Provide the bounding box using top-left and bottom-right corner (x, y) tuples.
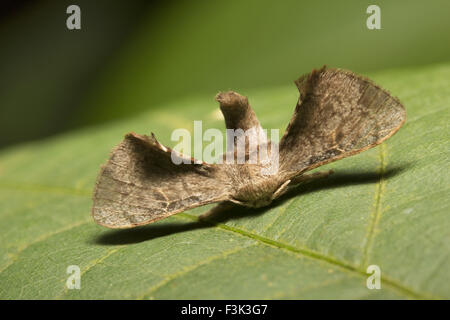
(92, 66), (406, 228)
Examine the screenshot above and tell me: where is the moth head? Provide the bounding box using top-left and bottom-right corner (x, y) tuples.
(230, 178), (289, 208)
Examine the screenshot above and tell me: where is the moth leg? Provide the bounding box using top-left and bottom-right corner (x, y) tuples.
(272, 179), (291, 200)
(289, 169), (334, 186)
(198, 201), (236, 221)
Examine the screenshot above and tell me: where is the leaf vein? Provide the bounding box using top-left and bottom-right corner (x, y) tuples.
(362, 143), (387, 268)
(137, 244), (254, 299)
(0, 219), (92, 274)
(178, 212), (439, 299)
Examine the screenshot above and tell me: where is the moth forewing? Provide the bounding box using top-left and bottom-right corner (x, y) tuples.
(278, 67), (406, 177)
(91, 133), (231, 228)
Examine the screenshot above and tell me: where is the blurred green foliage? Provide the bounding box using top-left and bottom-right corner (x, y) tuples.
(1, 0), (450, 148)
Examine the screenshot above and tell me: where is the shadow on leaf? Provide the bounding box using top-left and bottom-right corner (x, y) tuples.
(92, 220), (210, 245)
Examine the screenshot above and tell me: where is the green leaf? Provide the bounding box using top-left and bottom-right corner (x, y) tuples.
(0, 63), (448, 299)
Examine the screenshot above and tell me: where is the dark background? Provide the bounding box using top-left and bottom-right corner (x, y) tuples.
(1, 0), (449, 148)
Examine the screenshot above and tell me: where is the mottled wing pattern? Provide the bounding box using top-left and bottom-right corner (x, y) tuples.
(279, 67), (406, 176)
(92, 133), (231, 228)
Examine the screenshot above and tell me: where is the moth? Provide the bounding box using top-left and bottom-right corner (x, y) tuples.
(92, 66), (406, 228)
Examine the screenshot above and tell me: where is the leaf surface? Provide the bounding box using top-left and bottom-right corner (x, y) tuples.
(0, 64), (449, 299)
